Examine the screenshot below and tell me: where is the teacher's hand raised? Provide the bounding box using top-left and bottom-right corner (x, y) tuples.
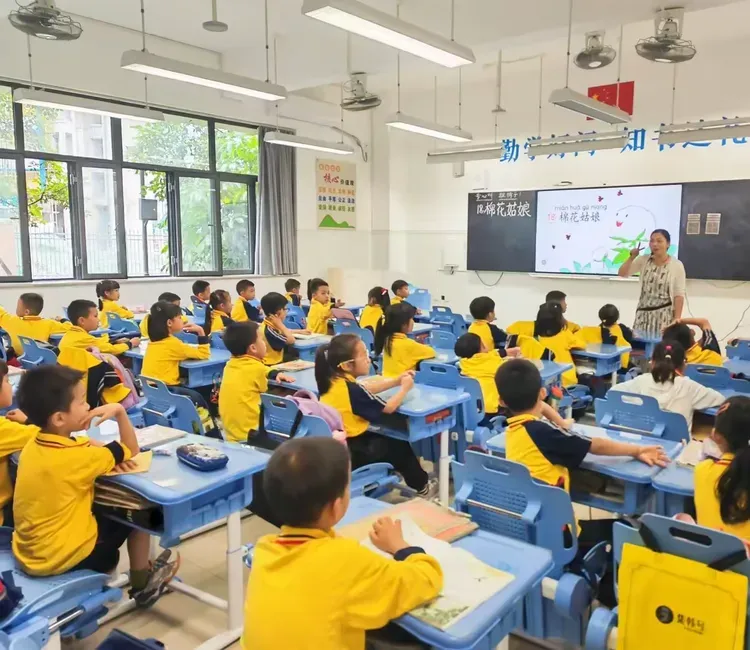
(629, 244), (643, 259)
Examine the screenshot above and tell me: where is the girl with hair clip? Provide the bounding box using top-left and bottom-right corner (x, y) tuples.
(204, 290), (234, 335)
(359, 286), (390, 335)
(96, 280), (134, 328)
(374, 302), (435, 378)
(611, 341), (725, 430)
(316, 333), (437, 497)
(534, 301), (585, 387)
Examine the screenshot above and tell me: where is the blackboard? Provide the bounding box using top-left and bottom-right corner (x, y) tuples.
(679, 180), (750, 281)
(466, 191), (536, 272)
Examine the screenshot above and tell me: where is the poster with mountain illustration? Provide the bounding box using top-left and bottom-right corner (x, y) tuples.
(535, 184), (682, 275)
(316, 158), (356, 229)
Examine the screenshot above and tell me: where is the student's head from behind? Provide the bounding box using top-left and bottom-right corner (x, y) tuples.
(17, 292), (43, 318)
(374, 302), (417, 356)
(96, 280), (120, 309)
(455, 333), (485, 359)
(367, 286), (390, 310)
(663, 322), (695, 351)
(650, 341), (686, 384)
(315, 333), (370, 394)
(495, 359), (546, 415)
(236, 279), (256, 301)
(260, 292), (288, 320)
(68, 299), (99, 332)
(158, 292), (181, 307)
(224, 321), (266, 359)
(147, 301), (184, 341)
(534, 301), (564, 338)
(0, 361), (12, 410)
(18, 365), (88, 433)
(192, 280), (211, 302)
(545, 290), (567, 313)
(711, 396), (750, 524)
(469, 296), (496, 322)
(210, 290), (232, 315)
(264, 437), (351, 529)
(649, 229), (671, 257)
(308, 278), (330, 304)
(285, 278), (301, 295)
(391, 279), (409, 298)
(598, 304), (620, 328)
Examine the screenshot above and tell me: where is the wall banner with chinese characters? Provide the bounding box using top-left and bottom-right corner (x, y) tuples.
(467, 190), (536, 272)
(316, 159), (356, 229)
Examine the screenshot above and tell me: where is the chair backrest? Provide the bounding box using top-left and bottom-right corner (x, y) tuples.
(174, 331), (198, 344)
(285, 312), (307, 329)
(210, 332), (227, 350)
(594, 391), (690, 442)
(140, 376), (203, 435)
(106, 313), (139, 335)
(726, 339), (750, 361)
(457, 375), (484, 430)
(429, 329), (457, 349)
(415, 361), (460, 389)
(331, 308), (357, 321)
(192, 303), (207, 324)
(453, 451), (577, 577)
(286, 304), (306, 319)
(284, 317), (303, 330)
(430, 306), (454, 322)
(260, 394), (332, 443)
(332, 319), (375, 353)
(17, 336), (57, 369)
(686, 363), (750, 392)
(406, 288), (430, 312)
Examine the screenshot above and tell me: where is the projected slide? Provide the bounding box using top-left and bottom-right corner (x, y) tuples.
(535, 184), (682, 275)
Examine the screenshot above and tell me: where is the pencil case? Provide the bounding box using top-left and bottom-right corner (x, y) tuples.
(176, 443), (229, 472)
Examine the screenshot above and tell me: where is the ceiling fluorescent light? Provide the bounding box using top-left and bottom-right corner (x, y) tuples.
(658, 117), (750, 145)
(264, 132), (355, 155)
(121, 50), (287, 101)
(13, 88), (164, 122)
(386, 113), (472, 143)
(527, 131), (628, 157)
(549, 87), (631, 125)
(302, 0), (475, 68)
(426, 142), (505, 164)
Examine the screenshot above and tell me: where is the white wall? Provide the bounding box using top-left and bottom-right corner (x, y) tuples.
(329, 1), (750, 341)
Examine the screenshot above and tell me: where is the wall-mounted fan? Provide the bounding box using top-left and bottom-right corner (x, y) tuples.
(8, 0), (82, 41)
(636, 6), (696, 63)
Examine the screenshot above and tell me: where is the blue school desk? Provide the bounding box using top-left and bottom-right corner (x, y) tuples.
(337, 497), (553, 650)
(88, 428), (269, 649)
(726, 357), (750, 376)
(292, 334), (331, 361)
(700, 388), (745, 416)
(486, 423), (683, 515)
(409, 323), (435, 340)
(572, 344), (631, 385)
(651, 461), (694, 516)
(540, 361), (573, 388)
(48, 328), (111, 346)
(630, 329), (660, 359)
(124, 341), (231, 388)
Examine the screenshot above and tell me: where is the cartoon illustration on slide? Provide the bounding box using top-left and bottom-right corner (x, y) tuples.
(535, 185), (682, 275)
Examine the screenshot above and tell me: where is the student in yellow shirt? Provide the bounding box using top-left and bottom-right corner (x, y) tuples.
(60, 300), (139, 356)
(695, 396), (750, 545)
(317, 333), (436, 497)
(241, 437), (443, 650)
(13, 365), (179, 604)
(0, 292), (71, 356)
(468, 296), (508, 351)
(219, 322), (294, 443)
(284, 278), (302, 307)
(390, 279), (409, 305)
(535, 302), (586, 386)
(375, 303), (435, 377)
(359, 286), (390, 335)
(664, 317), (723, 366)
(258, 292), (301, 365)
(96, 280), (134, 328)
(0, 360), (37, 526)
(231, 280), (263, 323)
(190, 280), (211, 311)
(546, 290), (581, 333)
(204, 290), (234, 335)
(139, 292), (187, 339)
(307, 278), (337, 335)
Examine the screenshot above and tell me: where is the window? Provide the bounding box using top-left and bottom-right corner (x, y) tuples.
(123, 169), (170, 277)
(81, 167), (119, 276)
(0, 86), (15, 149)
(178, 176), (216, 272)
(23, 105), (112, 159)
(216, 124), (259, 175)
(26, 158), (73, 280)
(221, 181), (253, 271)
(122, 115), (210, 170)
(0, 159), (23, 277)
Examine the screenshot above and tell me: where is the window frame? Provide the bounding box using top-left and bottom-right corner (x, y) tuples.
(0, 82), (262, 283)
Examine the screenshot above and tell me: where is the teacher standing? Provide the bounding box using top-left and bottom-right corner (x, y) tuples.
(618, 228), (686, 334)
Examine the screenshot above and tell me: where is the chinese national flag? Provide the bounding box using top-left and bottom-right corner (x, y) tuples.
(586, 81), (635, 120)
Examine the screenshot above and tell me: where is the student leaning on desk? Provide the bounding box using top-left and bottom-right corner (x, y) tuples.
(241, 437), (443, 650)
(0, 292), (71, 357)
(663, 316), (723, 366)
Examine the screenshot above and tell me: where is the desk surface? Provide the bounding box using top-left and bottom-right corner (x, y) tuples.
(701, 388), (742, 416)
(652, 460), (695, 497)
(411, 323), (435, 336)
(125, 341), (231, 367)
(726, 358), (750, 376)
(572, 344), (632, 359)
(338, 497), (553, 649)
(487, 422), (683, 483)
(540, 361), (573, 384)
(292, 334), (331, 349)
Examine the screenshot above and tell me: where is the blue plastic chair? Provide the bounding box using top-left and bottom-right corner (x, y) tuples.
(192, 303), (207, 325)
(349, 463), (400, 499)
(686, 363), (750, 392)
(407, 288), (431, 313)
(332, 319), (376, 355)
(284, 317), (303, 330)
(429, 306), (467, 338)
(453, 452), (608, 645)
(140, 377), (204, 435)
(210, 332), (227, 350)
(594, 391), (690, 442)
(429, 329), (456, 349)
(17, 336), (57, 369)
(174, 331), (198, 344)
(726, 339), (750, 360)
(259, 393), (333, 442)
(105, 313), (139, 336)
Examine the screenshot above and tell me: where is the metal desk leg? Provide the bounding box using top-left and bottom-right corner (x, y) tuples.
(610, 370), (617, 387)
(439, 429), (450, 506)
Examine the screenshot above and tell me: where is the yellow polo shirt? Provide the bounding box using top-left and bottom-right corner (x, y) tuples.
(459, 350), (504, 413)
(219, 355), (271, 443)
(0, 307), (71, 352)
(307, 300), (331, 335)
(695, 453), (750, 541)
(99, 300), (134, 328)
(382, 333), (435, 378)
(142, 336), (211, 386)
(0, 417), (37, 525)
(59, 325), (130, 356)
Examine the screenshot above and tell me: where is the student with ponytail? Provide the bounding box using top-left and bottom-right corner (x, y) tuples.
(611, 340), (724, 429)
(374, 303), (435, 378)
(695, 396), (750, 544)
(359, 286), (390, 335)
(316, 333), (437, 497)
(204, 290), (234, 335)
(96, 280), (134, 328)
